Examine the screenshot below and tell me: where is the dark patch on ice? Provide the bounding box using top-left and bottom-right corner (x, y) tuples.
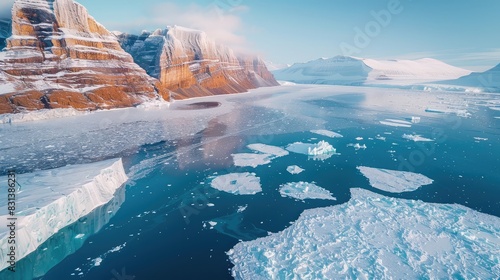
(174, 102), (221, 110)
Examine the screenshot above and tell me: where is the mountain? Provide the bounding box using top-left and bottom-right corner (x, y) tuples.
(273, 56), (471, 86)
(439, 63), (500, 91)
(0, 0), (169, 114)
(117, 26), (278, 99)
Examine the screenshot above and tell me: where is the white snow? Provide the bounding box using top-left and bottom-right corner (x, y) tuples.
(357, 166), (433, 193)
(310, 129), (343, 138)
(229, 188), (500, 279)
(0, 158), (128, 271)
(279, 182), (336, 201)
(286, 165), (304, 175)
(247, 143), (289, 157)
(0, 108), (87, 124)
(273, 56), (471, 86)
(402, 134), (434, 142)
(210, 173), (262, 195)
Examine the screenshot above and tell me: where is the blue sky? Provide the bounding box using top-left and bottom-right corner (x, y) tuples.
(2, 0), (500, 70)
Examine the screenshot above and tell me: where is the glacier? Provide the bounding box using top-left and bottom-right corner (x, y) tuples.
(228, 188), (500, 279)
(210, 173), (262, 195)
(357, 166), (433, 193)
(0, 158), (128, 272)
(279, 182), (336, 201)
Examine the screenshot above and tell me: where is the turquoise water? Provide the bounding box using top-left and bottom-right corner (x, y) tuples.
(2, 89), (499, 279)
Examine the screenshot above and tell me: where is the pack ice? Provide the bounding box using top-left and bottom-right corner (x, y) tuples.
(228, 188), (500, 279)
(0, 158), (128, 271)
(210, 173), (262, 195)
(358, 166), (433, 193)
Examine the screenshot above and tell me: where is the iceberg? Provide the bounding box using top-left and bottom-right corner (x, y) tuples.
(286, 141), (336, 161)
(357, 166), (433, 193)
(210, 173), (262, 195)
(286, 165), (304, 175)
(0, 158), (128, 272)
(279, 182), (336, 201)
(229, 188), (500, 279)
(403, 134), (434, 142)
(310, 130), (343, 138)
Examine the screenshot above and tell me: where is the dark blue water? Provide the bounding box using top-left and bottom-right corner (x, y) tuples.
(3, 90), (500, 280)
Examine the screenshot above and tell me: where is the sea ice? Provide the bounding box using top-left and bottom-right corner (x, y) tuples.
(0, 158), (128, 271)
(348, 143), (367, 150)
(310, 129), (343, 138)
(474, 137), (488, 141)
(210, 173), (262, 195)
(357, 166), (433, 193)
(286, 165), (305, 174)
(279, 182), (336, 201)
(379, 119), (412, 127)
(247, 143), (289, 157)
(402, 134), (434, 142)
(232, 153), (273, 168)
(286, 141), (336, 161)
(229, 188), (500, 279)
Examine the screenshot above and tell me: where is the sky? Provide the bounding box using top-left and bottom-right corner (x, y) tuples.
(1, 0), (499, 71)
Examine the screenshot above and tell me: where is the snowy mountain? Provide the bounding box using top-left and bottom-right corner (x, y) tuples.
(273, 56), (471, 86)
(117, 26), (278, 98)
(0, 0), (168, 114)
(438, 63), (500, 91)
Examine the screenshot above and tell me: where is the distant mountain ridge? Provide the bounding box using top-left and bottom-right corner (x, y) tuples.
(117, 26), (278, 98)
(273, 56), (472, 86)
(439, 63), (500, 91)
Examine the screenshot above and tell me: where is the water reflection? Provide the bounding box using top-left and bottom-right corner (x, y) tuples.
(0, 186), (126, 280)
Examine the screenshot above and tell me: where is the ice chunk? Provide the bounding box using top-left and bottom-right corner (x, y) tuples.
(93, 257), (102, 267)
(0, 159), (128, 271)
(232, 153), (273, 168)
(229, 188), (500, 279)
(357, 166), (433, 193)
(347, 143), (367, 150)
(287, 165), (305, 174)
(474, 137), (488, 141)
(355, 137), (363, 140)
(247, 143), (289, 157)
(402, 134), (434, 142)
(286, 141), (336, 161)
(310, 129), (343, 138)
(279, 182), (336, 201)
(210, 173), (262, 195)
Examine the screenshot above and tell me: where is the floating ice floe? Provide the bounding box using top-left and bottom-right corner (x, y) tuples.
(232, 143), (288, 167)
(210, 173), (262, 195)
(286, 140), (337, 161)
(232, 153), (273, 168)
(310, 129), (343, 138)
(474, 137), (488, 141)
(355, 137), (363, 141)
(425, 107), (470, 117)
(489, 107), (500, 111)
(379, 119), (412, 127)
(375, 135), (386, 141)
(348, 143), (367, 150)
(409, 116), (421, 123)
(402, 134), (434, 142)
(279, 182), (336, 201)
(357, 166), (433, 193)
(228, 188), (500, 279)
(247, 143), (289, 157)
(287, 165), (305, 174)
(0, 158), (127, 271)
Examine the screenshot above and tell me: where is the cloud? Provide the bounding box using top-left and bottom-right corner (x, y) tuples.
(111, 2), (249, 53)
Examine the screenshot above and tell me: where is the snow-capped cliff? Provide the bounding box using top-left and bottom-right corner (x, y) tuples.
(117, 26), (278, 99)
(0, 0), (166, 114)
(0, 158), (128, 272)
(273, 56), (471, 86)
(439, 63), (500, 91)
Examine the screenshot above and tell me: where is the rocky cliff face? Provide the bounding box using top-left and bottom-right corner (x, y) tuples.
(0, 0), (167, 114)
(117, 26), (279, 99)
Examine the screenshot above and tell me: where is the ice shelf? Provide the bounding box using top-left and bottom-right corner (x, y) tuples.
(0, 158), (128, 272)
